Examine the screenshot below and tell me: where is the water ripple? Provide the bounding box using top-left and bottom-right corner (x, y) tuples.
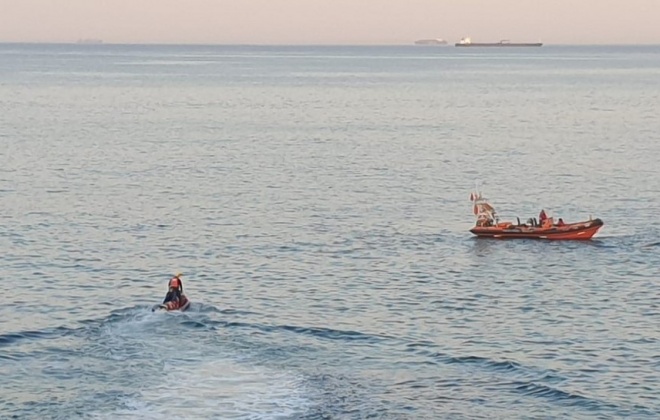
(2, 44), (660, 419)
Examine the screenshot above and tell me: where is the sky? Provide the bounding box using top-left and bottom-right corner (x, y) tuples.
(1, 0), (659, 45)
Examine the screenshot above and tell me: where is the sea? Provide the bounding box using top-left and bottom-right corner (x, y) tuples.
(1, 43), (659, 419)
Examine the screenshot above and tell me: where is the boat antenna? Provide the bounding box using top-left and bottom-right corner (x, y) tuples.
(474, 179), (485, 199)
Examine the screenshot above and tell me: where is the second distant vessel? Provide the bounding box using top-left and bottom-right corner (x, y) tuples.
(455, 37), (542, 47)
(76, 39), (103, 45)
(414, 38), (448, 46)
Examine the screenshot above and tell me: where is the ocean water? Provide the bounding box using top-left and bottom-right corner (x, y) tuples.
(1, 43), (659, 419)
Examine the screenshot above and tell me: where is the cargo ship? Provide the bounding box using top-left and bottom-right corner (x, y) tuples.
(414, 38), (448, 45)
(455, 37), (542, 47)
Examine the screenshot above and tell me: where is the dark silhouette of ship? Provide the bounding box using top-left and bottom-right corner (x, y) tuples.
(455, 37), (542, 47)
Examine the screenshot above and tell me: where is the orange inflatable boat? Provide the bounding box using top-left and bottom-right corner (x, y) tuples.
(468, 190), (604, 240)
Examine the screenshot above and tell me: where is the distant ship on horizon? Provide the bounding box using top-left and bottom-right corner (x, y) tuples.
(455, 37), (542, 47)
(414, 38), (448, 46)
(76, 39), (103, 45)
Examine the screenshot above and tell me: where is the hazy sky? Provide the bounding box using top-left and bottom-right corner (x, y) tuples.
(1, 0), (659, 45)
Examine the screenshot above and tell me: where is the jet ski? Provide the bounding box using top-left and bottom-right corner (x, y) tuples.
(152, 273), (191, 312)
(152, 295), (191, 312)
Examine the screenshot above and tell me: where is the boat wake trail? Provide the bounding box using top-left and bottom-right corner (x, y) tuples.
(1, 305), (317, 419)
(4, 304), (657, 419)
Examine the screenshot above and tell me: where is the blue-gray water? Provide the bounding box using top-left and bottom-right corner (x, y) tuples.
(1, 44), (659, 419)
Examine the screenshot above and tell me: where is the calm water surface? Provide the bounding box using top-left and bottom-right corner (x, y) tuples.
(1, 44), (659, 419)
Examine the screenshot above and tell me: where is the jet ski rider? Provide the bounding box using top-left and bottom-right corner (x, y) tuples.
(158, 273), (188, 310)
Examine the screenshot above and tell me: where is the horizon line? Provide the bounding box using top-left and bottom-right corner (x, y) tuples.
(2, 41), (660, 47)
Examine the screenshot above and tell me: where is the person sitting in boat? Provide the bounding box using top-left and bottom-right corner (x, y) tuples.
(557, 218), (566, 227)
(158, 273), (189, 311)
(476, 215), (493, 227)
(539, 209), (548, 224)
